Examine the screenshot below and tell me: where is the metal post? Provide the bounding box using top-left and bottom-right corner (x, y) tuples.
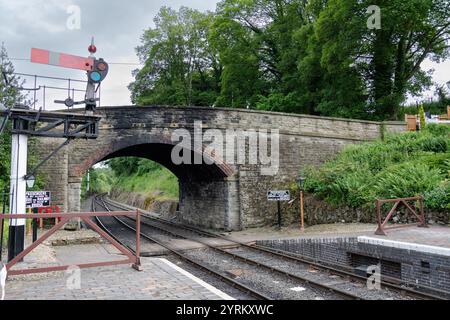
(375, 200), (387, 236)
(277, 201), (281, 229)
(33, 75), (37, 110)
(133, 209), (142, 271)
(32, 208), (38, 243)
(8, 131), (28, 261)
(42, 86), (46, 110)
(86, 170), (90, 194)
(26, 207), (31, 236)
(300, 190), (305, 232)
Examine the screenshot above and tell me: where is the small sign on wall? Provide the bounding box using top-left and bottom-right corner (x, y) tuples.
(267, 190), (290, 202)
(26, 191), (51, 208)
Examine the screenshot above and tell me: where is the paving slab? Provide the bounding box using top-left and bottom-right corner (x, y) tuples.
(228, 223), (450, 250)
(363, 225), (450, 250)
(4, 255), (234, 300)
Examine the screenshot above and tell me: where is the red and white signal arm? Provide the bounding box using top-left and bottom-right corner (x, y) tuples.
(31, 48), (94, 71)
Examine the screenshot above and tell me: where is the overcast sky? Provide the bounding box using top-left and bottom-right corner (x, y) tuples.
(0, 0), (448, 110)
(0, 0), (219, 109)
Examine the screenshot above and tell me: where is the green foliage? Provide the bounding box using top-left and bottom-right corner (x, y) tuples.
(82, 158), (179, 201)
(81, 167), (116, 200)
(373, 163), (442, 199)
(114, 168), (179, 201)
(129, 7), (220, 107)
(419, 105), (426, 130)
(307, 127), (450, 210)
(424, 182), (450, 210)
(426, 123), (450, 136)
(130, 1), (449, 120)
(107, 158), (179, 200)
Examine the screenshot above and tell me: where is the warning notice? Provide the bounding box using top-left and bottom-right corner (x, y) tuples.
(26, 191), (51, 208)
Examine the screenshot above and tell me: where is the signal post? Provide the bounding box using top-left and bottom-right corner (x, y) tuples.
(2, 39), (109, 260)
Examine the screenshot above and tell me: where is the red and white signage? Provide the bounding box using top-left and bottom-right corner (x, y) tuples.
(31, 48), (94, 71)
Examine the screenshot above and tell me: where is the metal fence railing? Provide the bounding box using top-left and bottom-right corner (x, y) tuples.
(0, 210), (141, 276)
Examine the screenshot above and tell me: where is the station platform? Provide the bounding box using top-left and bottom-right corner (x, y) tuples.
(366, 225), (450, 250)
(2, 235), (234, 300)
(256, 224), (450, 294)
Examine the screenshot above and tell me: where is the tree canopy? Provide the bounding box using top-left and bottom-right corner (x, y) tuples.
(0, 45), (23, 194)
(130, 0), (450, 120)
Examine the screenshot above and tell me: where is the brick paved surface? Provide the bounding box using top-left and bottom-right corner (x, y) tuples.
(4, 257), (234, 300)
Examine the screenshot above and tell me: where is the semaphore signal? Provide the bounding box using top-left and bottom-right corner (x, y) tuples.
(1, 39), (106, 261)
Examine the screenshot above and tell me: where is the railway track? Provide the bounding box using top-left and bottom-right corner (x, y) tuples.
(94, 195), (447, 300)
(91, 195), (270, 300)
(93, 195), (361, 300)
(104, 198), (447, 301)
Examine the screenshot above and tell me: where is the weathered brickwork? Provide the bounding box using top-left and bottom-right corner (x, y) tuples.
(258, 238), (450, 294)
(35, 106), (405, 231)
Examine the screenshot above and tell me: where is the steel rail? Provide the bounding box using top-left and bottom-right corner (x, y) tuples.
(100, 197), (362, 300)
(93, 196), (270, 301)
(91, 198), (136, 254)
(141, 214), (446, 301)
(104, 196), (448, 301)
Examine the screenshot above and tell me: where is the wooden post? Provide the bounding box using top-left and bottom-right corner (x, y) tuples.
(26, 207), (32, 236)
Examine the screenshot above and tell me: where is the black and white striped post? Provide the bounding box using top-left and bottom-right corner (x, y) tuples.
(7, 117), (30, 261)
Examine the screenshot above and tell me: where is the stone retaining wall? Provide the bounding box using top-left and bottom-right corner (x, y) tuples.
(276, 193), (449, 227)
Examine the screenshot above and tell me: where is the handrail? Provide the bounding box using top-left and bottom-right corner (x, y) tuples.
(375, 196), (428, 236)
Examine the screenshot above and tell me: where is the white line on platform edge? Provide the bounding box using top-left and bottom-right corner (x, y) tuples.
(157, 258), (236, 300)
(357, 236), (450, 257)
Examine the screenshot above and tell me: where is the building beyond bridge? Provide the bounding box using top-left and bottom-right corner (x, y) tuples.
(35, 106), (405, 231)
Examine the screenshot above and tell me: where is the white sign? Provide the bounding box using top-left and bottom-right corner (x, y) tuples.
(267, 190), (290, 201)
(26, 191), (51, 208)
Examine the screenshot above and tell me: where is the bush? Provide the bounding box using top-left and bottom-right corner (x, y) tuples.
(426, 124), (450, 137)
(373, 163), (442, 199)
(424, 182), (450, 210)
(306, 129), (450, 210)
(420, 136), (448, 153)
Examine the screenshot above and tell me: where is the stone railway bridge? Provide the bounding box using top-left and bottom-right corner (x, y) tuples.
(36, 106), (404, 231)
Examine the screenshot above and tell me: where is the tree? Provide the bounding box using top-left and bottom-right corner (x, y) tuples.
(129, 1), (449, 120)
(419, 104), (426, 129)
(314, 0), (450, 120)
(0, 44), (24, 205)
(129, 7), (220, 107)
(211, 0), (311, 109)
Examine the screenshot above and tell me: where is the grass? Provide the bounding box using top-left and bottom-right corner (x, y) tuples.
(84, 163), (180, 202)
(114, 167), (179, 201)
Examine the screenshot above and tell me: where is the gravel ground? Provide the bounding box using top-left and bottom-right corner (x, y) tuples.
(185, 248), (345, 300)
(225, 247), (414, 300)
(165, 254), (258, 300)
